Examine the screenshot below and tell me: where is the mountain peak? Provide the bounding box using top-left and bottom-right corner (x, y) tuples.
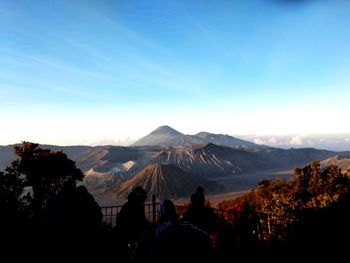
(132, 125), (187, 147)
(151, 125), (183, 135)
(196, 131), (210, 137)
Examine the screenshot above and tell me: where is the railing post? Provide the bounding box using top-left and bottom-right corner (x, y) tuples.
(115, 207), (118, 227)
(152, 194), (156, 223)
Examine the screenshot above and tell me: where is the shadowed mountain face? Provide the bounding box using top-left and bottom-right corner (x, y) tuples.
(150, 143), (339, 177)
(73, 143), (337, 179)
(109, 163), (218, 200)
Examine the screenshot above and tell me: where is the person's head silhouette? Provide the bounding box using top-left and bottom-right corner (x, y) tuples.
(159, 199), (177, 222)
(191, 187), (205, 208)
(128, 186), (147, 204)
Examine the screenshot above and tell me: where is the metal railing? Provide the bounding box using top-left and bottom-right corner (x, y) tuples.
(100, 196), (293, 242)
(101, 206), (122, 227)
(101, 195), (227, 228)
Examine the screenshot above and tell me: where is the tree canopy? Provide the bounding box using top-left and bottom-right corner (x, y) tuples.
(0, 142), (84, 227)
(218, 160), (350, 242)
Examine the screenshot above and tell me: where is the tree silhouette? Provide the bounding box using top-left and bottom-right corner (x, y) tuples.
(0, 167), (24, 229)
(2, 142), (84, 225)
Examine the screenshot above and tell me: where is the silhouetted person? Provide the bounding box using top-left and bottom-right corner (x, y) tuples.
(154, 199), (212, 262)
(44, 179), (79, 257)
(134, 199), (179, 262)
(116, 186), (150, 262)
(183, 187), (218, 234)
(47, 178), (77, 233)
(46, 182), (106, 261)
(153, 199), (179, 242)
(159, 200), (178, 223)
(74, 185), (103, 234)
(233, 203), (260, 262)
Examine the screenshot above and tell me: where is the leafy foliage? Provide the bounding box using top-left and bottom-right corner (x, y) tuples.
(218, 160), (350, 240)
(0, 142), (84, 224)
(249, 161), (350, 217)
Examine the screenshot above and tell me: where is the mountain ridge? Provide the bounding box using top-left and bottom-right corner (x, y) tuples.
(132, 125), (261, 149)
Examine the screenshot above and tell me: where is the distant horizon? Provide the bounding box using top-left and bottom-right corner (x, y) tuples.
(2, 124), (350, 146)
(1, 124), (350, 152)
(1, 1), (350, 148)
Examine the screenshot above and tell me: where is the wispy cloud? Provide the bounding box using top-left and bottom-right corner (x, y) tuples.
(0, 49), (126, 84)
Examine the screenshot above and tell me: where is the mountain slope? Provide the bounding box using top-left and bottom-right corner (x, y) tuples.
(0, 145), (16, 170)
(110, 163), (217, 200)
(195, 132), (262, 149)
(150, 143), (339, 177)
(321, 154), (350, 174)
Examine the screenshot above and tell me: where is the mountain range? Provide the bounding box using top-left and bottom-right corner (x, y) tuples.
(1, 125), (349, 205)
(132, 125), (262, 149)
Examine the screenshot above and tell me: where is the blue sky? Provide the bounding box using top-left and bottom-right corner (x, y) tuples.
(1, 0), (350, 145)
